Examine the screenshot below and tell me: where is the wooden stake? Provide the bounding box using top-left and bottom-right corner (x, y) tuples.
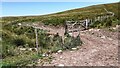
(35, 28), (39, 55)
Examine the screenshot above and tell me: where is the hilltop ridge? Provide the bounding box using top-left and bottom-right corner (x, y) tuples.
(1, 2), (119, 25)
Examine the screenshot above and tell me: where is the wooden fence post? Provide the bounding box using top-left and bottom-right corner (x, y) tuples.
(35, 28), (39, 55)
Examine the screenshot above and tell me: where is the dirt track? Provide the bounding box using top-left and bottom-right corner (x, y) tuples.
(36, 25), (119, 66)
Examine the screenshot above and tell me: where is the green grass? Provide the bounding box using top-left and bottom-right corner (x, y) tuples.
(1, 2), (119, 66)
(1, 2), (119, 26)
(2, 52), (39, 66)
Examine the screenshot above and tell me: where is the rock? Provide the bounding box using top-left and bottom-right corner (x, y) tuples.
(58, 64), (64, 66)
(18, 23), (21, 26)
(73, 61), (76, 64)
(64, 37), (67, 39)
(91, 49), (97, 53)
(116, 25), (119, 28)
(57, 50), (62, 53)
(89, 29), (94, 31)
(68, 33), (72, 36)
(26, 24), (29, 26)
(76, 46), (80, 49)
(46, 54), (49, 57)
(48, 50), (51, 52)
(72, 48), (77, 50)
(91, 32), (94, 35)
(60, 56), (62, 59)
(101, 36), (106, 39)
(19, 48), (26, 51)
(37, 59), (41, 64)
(112, 27), (116, 30)
(108, 38), (113, 40)
(42, 53), (46, 57)
(34, 48), (37, 51)
(70, 51), (73, 52)
(42, 53), (49, 57)
(29, 48), (32, 51)
(29, 48), (37, 51)
(96, 29), (100, 31)
(0, 37), (1, 41)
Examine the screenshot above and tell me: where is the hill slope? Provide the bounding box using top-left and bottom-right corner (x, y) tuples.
(1, 2), (119, 66)
(1, 2), (119, 26)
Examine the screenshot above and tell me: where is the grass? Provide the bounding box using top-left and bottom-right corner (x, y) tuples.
(1, 52), (39, 66)
(1, 27), (82, 66)
(1, 2), (119, 26)
(1, 2), (119, 66)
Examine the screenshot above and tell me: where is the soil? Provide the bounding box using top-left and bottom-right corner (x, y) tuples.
(36, 25), (119, 66)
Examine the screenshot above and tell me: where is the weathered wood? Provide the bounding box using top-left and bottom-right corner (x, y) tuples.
(35, 28), (39, 54)
(65, 21), (81, 37)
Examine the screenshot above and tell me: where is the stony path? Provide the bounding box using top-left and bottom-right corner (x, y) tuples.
(35, 24), (119, 66)
(42, 29), (118, 66)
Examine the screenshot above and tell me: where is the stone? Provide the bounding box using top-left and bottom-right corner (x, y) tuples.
(29, 48), (32, 51)
(57, 50), (62, 53)
(34, 48), (37, 51)
(116, 25), (119, 28)
(58, 64), (64, 66)
(19, 48), (26, 51)
(37, 59), (41, 64)
(42, 54), (46, 57)
(18, 23), (21, 26)
(96, 29), (100, 31)
(60, 56), (62, 59)
(89, 28), (94, 31)
(91, 49), (97, 53)
(73, 61), (76, 64)
(72, 48), (77, 50)
(101, 36), (106, 39)
(70, 51), (73, 52)
(112, 27), (116, 30)
(91, 32), (94, 35)
(68, 33), (72, 36)
(0, 37), (1, 41)
(108, 38), (113, 40)
(46, 54), (49, 57)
